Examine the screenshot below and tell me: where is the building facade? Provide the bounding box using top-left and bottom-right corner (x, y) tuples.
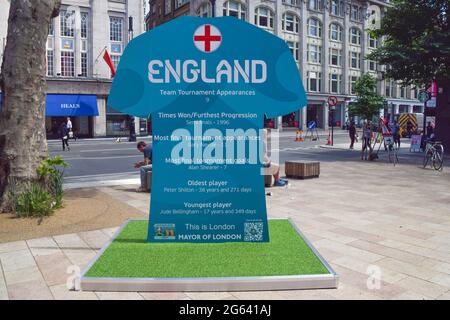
(0, 0), (146, 138)
(145, 0), (423, 130)
(146, 0), (191, 30)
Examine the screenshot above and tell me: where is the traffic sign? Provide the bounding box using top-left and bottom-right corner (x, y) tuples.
(328, 96), (338, 107)
(418, 90), (431, 103)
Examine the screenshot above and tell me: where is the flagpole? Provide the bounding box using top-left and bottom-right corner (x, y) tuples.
(94, 45), (108, 63)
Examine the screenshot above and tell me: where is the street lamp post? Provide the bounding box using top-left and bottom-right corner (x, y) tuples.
(211, 0), (216, 17)
(330, 105), (335, 146)
(418, 90), (431, 150)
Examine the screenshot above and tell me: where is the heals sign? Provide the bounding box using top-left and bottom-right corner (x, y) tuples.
(108, 17), (307, 243)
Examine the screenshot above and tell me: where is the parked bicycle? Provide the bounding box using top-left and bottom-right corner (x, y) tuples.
(423, 138), (444, 171)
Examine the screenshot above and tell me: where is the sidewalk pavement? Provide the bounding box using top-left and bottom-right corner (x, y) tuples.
(278, 128), (349, 137)
(320, 140), (414, 152)
(1, 160), (450, 300)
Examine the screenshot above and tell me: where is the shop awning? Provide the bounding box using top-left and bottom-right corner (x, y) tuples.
(45, 94), (99, 116)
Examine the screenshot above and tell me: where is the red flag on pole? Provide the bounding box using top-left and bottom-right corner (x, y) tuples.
(103, 50), (116, 78)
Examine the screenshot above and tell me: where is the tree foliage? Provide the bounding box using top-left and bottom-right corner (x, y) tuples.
(348, 73), (386, 121)
(367, 0), (450, 87)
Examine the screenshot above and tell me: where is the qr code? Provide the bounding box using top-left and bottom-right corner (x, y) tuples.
(244, 222), (263, 241)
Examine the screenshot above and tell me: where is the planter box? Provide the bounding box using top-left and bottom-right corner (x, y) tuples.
(80, 219), (338, 292)
(285, 161), (320, 179)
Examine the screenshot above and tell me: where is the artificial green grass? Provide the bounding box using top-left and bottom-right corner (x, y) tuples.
(84, 220), (329, 278)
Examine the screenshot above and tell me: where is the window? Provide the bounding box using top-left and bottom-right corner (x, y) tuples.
(81, 12), (88, 39)
(329, 23), (342, 42)
(413, 105), (423, 113)
(282, 0), (300, 6)
(61, 51), (74, 77)
(282, 12), (299, 33)
(350, 28), (361, 45)
(308, 0), (323, 11)
(330, 74), (342, 94)
(368, 34), (378, 49)
(329, 48), (342, 66)
(81, 53), (88, 77)
(48, 20), (54, 36)
(400, 86), (406, 98)
(175, 0), (189, 9)
(60, 9), (75, 37)
(368, 60), (377, 72)
(112, 55), (121, 70)
(350, 76), (359, 95)
(110, 16), (123, 78)
(165, 0), (172, 14)
(287, 41), (299, 61)
(350, 52), (361, 69)
(110, 17), (123, 42)
(330, 0), (344, 16)
(308, 18), (322, 37)
(254, 7), (274, 30)
(151, 1), (156, 13)
(223, 1), (246, 20)
(385, 80), (393, 97)
(197, 2), (211, 17)
(307, 44), (322, 64)
(308, 72), (322, 92)
(351, 4), (361, 21)
(47, 50), (54, 76)
(47, 21), (54, 76)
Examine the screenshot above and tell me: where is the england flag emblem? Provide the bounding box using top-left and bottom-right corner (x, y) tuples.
(193, 24), (222, 53)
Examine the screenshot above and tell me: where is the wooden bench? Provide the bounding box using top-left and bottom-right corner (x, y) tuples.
(285, 161), (320, 179)
(145, 171), (152, 192)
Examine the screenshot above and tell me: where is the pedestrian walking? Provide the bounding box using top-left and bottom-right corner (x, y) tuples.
(66, 117), (77, 141)
(58, 121), (70, 151)
(391, 120), (401, 148)
(406, 120), (413, 138)
(426, 121), (434, 139)
(349, 121), (356, 149)
(361, 123), (372, 160)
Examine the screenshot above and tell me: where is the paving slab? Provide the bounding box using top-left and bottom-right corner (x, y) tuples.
(0, 263), (8, 300)
(35, 252), (74, 286)
(1, 157), (450, 299)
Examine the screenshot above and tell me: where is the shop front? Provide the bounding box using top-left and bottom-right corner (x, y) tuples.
(329, 103), (344, 129)
(307, 104), (325, 129)
(282, 111), (299, 128)
(45, 94), (99, 139)
(106, 106), (132, 137)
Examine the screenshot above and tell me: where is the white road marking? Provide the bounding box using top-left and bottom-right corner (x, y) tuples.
(79, 148), (138, 153)
(60, 155), (141, 161)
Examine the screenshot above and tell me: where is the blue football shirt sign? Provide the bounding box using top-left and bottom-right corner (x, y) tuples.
(108, 17), (306, 243)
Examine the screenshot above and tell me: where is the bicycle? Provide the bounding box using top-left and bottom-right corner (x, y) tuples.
(423, 140), (444, 171)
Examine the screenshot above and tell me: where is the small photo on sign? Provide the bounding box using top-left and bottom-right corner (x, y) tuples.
(154, 224), (176, 240)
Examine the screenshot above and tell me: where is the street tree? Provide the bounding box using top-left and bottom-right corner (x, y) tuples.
(0, 0), (61, 212)
(367, 0), (450, 87)
(348, 73), (386, 122)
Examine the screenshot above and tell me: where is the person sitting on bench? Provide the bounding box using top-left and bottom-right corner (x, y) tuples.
(135, 141), (152, 192)
(262, 129), (288, 187)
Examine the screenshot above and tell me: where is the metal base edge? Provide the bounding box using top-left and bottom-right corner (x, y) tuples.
(81, 274), (338, 292)
(80, 218), (339, 292)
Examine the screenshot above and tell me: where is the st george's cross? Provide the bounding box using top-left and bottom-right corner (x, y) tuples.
(193, 24), (222, 53)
